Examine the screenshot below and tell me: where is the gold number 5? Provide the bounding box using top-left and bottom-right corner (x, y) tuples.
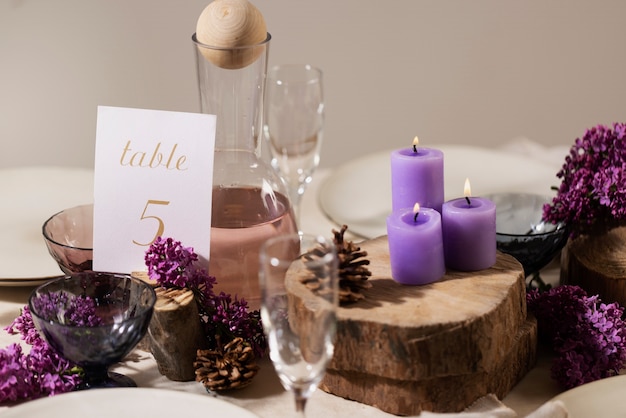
(133, 199), (170, 246)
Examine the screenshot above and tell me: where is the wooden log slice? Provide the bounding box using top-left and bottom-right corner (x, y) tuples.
(288, 236), (528, 380)
(286, 235), (536, 415)
(321, 316), (537, 416)
(560, 226), (626, 306)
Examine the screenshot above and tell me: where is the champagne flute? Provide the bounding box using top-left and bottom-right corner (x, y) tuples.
(263, 64), (324, 228)
(259, 233), (338, 417)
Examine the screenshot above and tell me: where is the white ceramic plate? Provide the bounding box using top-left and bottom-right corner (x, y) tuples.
(318, 145), (560, 239)
(550, 374), (626, 417)
(0, 387), (259, 418)
(0, 166), (93, 284)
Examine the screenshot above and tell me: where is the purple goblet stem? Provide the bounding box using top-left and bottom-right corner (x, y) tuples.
(79, 366), (137, 390)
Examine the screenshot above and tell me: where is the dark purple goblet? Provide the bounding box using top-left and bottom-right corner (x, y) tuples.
(28, 272), (156, 389)
(488, 193), (568, 289)
(42, 204), (94, 274)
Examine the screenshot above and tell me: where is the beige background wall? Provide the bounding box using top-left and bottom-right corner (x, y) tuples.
(1, 0), (625, 169)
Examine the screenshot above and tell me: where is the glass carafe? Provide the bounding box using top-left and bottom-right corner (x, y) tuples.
(193, 32), (298, 310)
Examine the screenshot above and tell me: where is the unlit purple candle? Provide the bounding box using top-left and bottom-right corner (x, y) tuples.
(442, 180), (496, 271)
(386, 204), (446, 285)
(391, 137), (444, 212)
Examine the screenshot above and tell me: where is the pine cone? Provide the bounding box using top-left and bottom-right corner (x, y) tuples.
(300, 225), (372, 305)
(194, 337), (259, 392)
(333, 225), (372, 304)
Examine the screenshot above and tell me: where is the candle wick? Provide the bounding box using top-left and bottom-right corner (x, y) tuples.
(413, 144), (418, 153)
(414, 211), (419, 222)
(465, 196), (471, 206)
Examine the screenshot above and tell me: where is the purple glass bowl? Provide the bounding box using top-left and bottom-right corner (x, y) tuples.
(42, 204), (93, 274)
(28, 272), (156, 389)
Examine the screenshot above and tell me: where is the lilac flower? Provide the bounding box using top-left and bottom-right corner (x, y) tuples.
(7, 306), (40, 345)
(1, 305), (85, 403)
(527, 285), (626, 389)
(543, 123), (626, 236)
(201, 292), (266, 358)
(145, 237), (267, 358)
(0, 344), (30, 402)
(145, 236), (198, 287)
(30, 293), (103, 327)
(186, 268), (218, 306)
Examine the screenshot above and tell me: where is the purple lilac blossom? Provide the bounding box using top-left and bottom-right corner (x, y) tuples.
(31, 293), (103, 327)
(145, 237), (267, 358)
(144, 236), (199, 287)
(1, 305), (84, 403)
(527, 285), (626, 389)
(543, 123), (626, 236)
(202, 292), (266, 358)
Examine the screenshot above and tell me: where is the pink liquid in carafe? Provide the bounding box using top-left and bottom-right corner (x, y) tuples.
(209, 186), (298, 310)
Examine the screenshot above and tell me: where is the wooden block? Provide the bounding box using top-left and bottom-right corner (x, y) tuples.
(560, 226), (626, 306)
(148, 286), (206, 381)
(286, 235), (536, 415)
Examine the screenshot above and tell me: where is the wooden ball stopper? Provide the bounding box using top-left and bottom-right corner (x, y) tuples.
(195, 0), (267, 69)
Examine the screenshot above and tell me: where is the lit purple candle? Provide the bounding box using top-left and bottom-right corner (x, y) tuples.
(386, 203), (446, 285)
(391, 136), (444, 212)
(442, 179), (496, 271)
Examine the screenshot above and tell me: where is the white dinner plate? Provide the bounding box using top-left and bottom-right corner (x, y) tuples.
(318, 145), (561, 239)
(550, 374), (626, 417)
(0, 166), (94, 284)
(0, 387), (260, 417)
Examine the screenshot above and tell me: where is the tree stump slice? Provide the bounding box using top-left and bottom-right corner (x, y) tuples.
(148, 286), (206, 381)
(321, 317), (536, 416)
(287, 235), (536, 415)
(560, 226), (626, 306)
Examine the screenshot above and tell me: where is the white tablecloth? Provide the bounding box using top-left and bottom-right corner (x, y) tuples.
(0, 140), (570, 417)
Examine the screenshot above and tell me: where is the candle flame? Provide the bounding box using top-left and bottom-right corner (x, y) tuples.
(413, 202), (420, 213)
(463, 178), (472, 197)
(412, 136), (419, 153)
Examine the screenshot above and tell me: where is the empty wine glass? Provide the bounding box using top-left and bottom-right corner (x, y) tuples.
(259, 233), (338, 417)
(263, 64), (324, 228)
(42, 204), (94, 274)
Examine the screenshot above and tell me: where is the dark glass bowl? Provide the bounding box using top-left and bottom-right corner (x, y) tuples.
(42, 204), (94, 274)
(28, 272), (156, 389)
(488, 193), (568, 277)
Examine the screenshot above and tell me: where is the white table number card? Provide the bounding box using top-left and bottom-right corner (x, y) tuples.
(93, 106), (216, 274)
